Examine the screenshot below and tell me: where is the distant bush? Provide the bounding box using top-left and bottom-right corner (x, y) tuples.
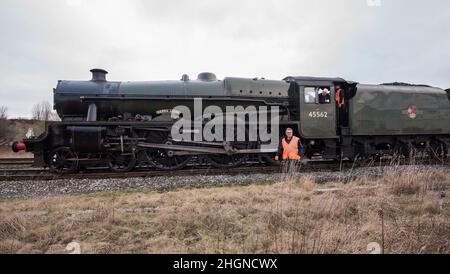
(0, 119), (6, 138)
(0, 105), (7, 138)
(0, 106), (7, 138)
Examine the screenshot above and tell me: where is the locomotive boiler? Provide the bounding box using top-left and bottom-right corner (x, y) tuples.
(12, 69), (450, 173)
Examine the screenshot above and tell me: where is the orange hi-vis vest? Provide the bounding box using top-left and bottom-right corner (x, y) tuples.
(335, 87), (345, 107)
(282, 136), (301, 160)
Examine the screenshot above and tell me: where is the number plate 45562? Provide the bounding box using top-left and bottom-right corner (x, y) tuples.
(308, 111), (328, 118)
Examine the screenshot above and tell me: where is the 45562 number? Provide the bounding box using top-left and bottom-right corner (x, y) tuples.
(308, 111), (328, 118)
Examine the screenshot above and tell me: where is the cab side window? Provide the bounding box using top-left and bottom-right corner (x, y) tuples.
(304, 87), (316, 104)
(318, 87), (331, 104)
(304, 87), (331, 104)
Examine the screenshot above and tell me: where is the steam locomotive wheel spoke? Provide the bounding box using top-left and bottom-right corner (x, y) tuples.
(206, 154), (246, 168)
(206, 141), (254, 168)
(108, 151), (136, 172)
(48, 147), (78, 174)
(146, 149), (192, 170)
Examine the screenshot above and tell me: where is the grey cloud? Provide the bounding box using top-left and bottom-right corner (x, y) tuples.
(0, 0), (449, 117)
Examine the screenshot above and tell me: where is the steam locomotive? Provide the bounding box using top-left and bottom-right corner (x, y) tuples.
(12, 69), (450, 173)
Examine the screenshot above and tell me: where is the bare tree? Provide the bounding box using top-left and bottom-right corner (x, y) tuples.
(0, 106), (7, 138)
(0, 106), (7, 119)
(32, 101), (60, 121)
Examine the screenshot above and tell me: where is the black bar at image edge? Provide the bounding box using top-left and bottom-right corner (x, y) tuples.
(0, 254), (448, 273)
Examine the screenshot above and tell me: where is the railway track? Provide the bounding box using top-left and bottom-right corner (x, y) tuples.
(0, 156), (349, 181)
(0, 165), (281, 181)
(0, 157), (34, 165)
(0, 157), (357, 181)
(0, 157), (448, 182)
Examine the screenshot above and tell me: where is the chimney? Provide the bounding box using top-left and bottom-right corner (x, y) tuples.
(90, 68), (108, 81)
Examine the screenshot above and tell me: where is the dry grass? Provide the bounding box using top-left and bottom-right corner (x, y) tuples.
(0, 168), (449, 254)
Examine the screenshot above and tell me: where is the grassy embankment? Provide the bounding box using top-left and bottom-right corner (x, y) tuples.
(0, 166), (449, 254)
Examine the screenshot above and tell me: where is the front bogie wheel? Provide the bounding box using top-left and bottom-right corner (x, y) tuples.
(48, 147), (78, 174)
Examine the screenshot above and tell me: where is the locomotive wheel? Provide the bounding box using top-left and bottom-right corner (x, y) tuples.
(206, 141), (253, 168)
(48, 147), (78, 174)
(108, 151), (136, 172)
(206, 154), (246, 168)
(145, 149), (192, 170)
(136, 149), (153, 168)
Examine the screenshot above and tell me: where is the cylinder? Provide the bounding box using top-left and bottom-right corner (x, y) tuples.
(67, 126), (106, 153)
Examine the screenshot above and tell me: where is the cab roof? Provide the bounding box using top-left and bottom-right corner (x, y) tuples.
(283, 76), (357, 86)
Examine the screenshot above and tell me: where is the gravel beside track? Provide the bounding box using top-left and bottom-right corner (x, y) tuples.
(1, 164), (449, 200)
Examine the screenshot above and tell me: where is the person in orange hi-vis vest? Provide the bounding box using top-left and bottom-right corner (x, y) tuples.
(275, 128), (304, 161)
(335, 85), (345, 108)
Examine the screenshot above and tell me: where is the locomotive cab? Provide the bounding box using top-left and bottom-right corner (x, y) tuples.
(299, 85), (337, 139)
(283, 76), (354, 158)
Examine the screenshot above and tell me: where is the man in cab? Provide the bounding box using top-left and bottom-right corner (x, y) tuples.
(318, 88), (331, 104)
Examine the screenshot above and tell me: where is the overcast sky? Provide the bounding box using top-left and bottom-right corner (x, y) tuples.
(1, 0), (449, 118)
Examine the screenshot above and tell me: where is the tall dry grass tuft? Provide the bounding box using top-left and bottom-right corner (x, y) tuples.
(381, 170), (426, 196)
(380, 159), (448, 197)
(0, 214), (26, 241)
(0, 214), (26, 254)
(280, 160), (301, 182)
